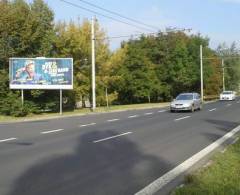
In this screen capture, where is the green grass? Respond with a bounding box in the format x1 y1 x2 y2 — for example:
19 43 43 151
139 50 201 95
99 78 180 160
173 138 240 195
0 102 169 123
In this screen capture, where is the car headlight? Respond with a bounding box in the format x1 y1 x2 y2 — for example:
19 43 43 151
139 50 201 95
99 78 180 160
183 103 191 107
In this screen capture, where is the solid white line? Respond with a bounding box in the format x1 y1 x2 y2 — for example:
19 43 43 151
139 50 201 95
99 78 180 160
135 125 240 195
158 110 166 113
232 137 239 144
41 129 64 134
144 112 153 115
80 123 96 127
107 119 120 122
174 116 191 121
209 108 216 112
128 115 139 118
93 132 132 143
0 137 17 143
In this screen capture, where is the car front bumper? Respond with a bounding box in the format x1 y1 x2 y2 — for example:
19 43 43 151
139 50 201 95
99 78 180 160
170 106 192 111
220 96 233 100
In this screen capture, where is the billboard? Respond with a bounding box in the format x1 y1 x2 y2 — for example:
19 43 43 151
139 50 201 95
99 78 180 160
9 58 73 90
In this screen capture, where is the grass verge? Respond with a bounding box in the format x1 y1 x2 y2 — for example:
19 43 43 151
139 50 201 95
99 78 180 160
173 137 240 195
0 102 169 123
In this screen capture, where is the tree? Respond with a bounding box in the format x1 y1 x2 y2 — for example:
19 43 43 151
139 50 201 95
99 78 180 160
0 0 57 115
115 43 161 104
54 19 110 107
217 42 240 91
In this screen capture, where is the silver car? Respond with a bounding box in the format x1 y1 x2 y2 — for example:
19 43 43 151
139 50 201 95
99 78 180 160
170 93 202 112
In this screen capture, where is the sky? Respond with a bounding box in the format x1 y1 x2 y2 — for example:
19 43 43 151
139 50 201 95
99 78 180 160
40 0 240 50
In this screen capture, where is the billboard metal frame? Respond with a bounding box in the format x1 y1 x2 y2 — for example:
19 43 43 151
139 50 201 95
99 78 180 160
9 57 73 90
9 57 74 115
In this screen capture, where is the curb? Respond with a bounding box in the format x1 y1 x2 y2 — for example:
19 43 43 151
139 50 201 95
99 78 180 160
0 103 170 125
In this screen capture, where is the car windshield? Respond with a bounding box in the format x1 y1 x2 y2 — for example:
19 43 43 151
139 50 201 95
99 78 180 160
222 91 232 95
176 94 193 100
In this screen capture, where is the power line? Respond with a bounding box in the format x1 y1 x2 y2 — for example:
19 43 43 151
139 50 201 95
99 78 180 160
59 0 155 32
96 28 192 40
98 32 157 40
76 0 160 31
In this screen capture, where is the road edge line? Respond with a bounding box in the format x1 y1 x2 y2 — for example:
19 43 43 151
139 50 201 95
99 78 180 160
135 125 240 195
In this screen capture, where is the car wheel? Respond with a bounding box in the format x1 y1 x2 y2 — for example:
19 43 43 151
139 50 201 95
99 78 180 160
191 106 194 112
199 104 202 111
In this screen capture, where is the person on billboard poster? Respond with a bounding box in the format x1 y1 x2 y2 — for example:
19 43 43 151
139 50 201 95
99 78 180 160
15 60 43 84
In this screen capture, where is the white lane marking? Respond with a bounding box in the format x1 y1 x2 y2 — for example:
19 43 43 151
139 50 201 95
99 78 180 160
0 137 18 143
135 125 240 195
93 132 132 143
144 112 153 115
158 110 166 113
128 115 139 118
107 119 120 122
232 137 239 144
80 123 96 127
209 108 216 112
174 116 191 121
237 101 240 103
41 129 64 134
227 104 232 106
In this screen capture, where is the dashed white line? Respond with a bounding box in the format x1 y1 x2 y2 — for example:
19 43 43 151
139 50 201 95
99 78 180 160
107 119 120 122
80 123 96 127
93 132 132 143
0 137 18 143
227 104 232 106
174 116 191 121
158 110 167 113
128 115 139 118
41 129 64 134
144 112 153 115
237 101 240 103
209 108 216 112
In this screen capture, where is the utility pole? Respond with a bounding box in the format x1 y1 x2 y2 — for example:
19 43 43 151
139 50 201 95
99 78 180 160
105 87 109 108
91 16 96 110
200 45 204 102
222 59 225 91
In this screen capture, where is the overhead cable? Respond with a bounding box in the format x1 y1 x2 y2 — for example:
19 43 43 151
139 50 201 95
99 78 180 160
76 0 160 31
60 0 155 32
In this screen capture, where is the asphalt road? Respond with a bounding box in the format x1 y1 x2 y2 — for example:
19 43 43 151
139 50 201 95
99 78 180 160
0 99 240 195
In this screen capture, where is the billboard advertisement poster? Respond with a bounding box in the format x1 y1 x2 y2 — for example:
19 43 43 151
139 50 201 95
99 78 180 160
9 58 73 90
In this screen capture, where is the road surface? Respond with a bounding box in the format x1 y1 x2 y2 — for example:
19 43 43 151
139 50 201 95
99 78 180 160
0 99 240 195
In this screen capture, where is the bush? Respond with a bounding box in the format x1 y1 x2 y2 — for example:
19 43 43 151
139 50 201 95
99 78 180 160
0 93 37 117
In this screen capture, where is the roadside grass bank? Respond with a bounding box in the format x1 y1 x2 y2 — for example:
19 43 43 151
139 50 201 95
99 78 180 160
173 137 240 195
0 102 169 123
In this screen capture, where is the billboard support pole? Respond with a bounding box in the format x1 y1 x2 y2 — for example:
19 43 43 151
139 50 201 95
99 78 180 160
21 89 24 106
60 89 62 115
